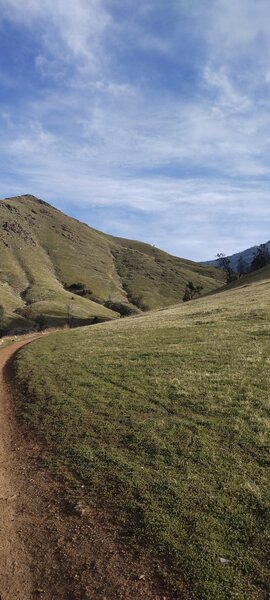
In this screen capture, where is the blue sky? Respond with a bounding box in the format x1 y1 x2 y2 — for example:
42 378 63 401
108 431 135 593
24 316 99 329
0 0 270 260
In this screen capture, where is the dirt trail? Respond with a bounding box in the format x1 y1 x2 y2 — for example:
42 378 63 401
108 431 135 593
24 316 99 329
0 335 41 600
0 334 171 600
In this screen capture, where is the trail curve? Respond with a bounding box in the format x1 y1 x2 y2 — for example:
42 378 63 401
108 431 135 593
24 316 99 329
0 334 42 600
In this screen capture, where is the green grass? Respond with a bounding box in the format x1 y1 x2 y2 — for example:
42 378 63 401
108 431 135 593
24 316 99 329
14 279 270 599
110 237 223 311
204 264 270 301
0 195 224 332
0 335 21 349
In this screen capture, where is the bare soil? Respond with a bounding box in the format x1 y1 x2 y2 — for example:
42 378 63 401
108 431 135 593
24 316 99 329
0 336 172 600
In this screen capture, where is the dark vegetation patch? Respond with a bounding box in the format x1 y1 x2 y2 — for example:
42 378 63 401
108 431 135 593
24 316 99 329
103 300 139 316
63 283 103 305
3 221 36 245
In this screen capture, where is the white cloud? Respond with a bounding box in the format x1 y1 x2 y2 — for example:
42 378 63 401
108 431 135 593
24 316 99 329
0 0 110 66
208 0 270 56
2 119 270 261
203 66 251 112
1 0 270 260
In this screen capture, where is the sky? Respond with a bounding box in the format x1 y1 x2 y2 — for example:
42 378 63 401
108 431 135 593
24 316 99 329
0 0 270 261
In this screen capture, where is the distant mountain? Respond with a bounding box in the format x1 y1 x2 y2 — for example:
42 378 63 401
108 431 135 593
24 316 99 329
0 195 224 334
202 241 270 271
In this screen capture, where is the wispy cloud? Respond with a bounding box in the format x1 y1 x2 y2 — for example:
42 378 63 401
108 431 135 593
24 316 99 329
0 0 110 59
0 0 270 260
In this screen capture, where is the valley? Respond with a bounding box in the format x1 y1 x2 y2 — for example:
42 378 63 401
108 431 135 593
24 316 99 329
0 195 269 599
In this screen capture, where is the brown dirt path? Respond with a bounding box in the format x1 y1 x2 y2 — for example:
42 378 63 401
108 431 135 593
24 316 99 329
0 334 41 600
0 334 172 600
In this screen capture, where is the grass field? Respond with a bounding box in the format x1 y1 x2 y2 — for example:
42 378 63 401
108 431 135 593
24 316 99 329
14 278 270 599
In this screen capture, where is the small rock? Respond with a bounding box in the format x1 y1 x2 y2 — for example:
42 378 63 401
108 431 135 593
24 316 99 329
138 574 146 581
219 557 230 564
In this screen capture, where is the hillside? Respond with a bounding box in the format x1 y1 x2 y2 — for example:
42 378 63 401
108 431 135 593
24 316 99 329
202 240 270 271
0 194 224 333
202 263 270 302
13 275 270 599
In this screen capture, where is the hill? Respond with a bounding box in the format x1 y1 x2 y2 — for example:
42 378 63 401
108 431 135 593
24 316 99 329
13 275 270 598
0 194 224 333
202 240 270 271
202 262 270 302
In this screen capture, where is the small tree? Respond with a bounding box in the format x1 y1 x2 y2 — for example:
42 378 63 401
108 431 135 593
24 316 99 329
216 253 236 283
237 256 248 278
183 281 203 302
250 244 270 271
35 314 46 331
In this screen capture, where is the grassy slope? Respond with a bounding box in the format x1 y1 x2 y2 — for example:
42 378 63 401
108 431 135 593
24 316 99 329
0 196 117 330
0 195 224 332
14 278 270 599
110 236 223 311
232 265 270 286
203 264 270 302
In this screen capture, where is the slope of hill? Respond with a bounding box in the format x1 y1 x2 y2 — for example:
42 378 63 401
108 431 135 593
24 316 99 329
202 263 270 303
202 240 270 271
13 276 270 599
236 263 270 284
0 194 224 333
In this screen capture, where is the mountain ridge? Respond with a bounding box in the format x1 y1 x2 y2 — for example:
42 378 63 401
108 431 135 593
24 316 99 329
202 240 270 271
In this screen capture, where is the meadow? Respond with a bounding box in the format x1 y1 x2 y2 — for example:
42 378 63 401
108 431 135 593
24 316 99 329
14 278 270 599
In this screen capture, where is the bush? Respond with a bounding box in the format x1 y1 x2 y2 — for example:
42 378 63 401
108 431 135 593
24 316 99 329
103 300 137 316
250 244 270 271
35 314 47 331
183 281 203 302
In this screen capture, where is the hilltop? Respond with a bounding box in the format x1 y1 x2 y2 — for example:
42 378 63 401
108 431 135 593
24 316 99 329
0 194 224 333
